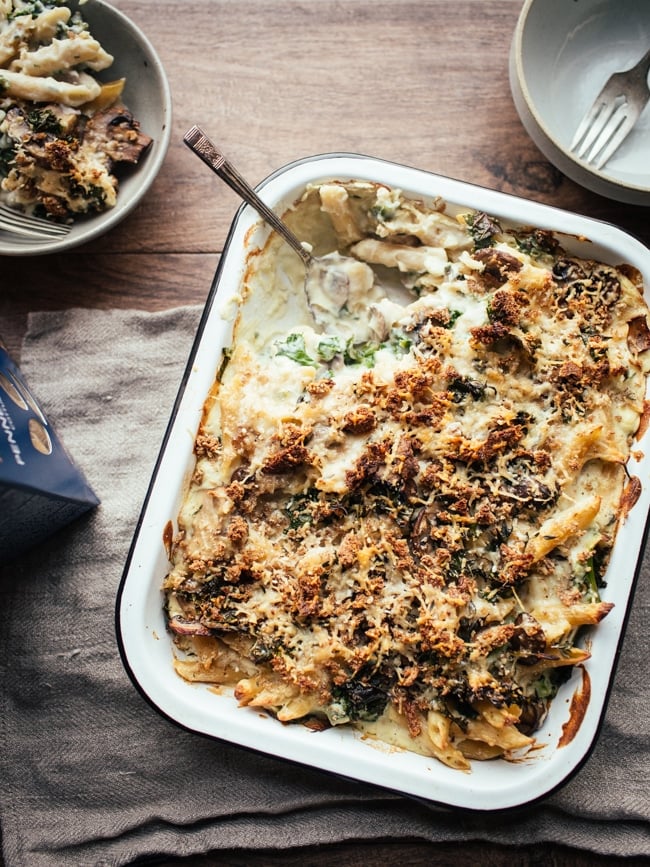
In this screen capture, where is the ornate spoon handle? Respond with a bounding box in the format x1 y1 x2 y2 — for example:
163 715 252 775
183 126 312 266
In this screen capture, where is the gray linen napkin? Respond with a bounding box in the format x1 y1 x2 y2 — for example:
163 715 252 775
1 306 648 866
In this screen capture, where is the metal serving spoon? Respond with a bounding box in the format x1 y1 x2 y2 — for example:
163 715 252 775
183 126 377 334
183 125 311 266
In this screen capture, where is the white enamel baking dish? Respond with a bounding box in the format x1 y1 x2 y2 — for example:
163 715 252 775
116 154 650 811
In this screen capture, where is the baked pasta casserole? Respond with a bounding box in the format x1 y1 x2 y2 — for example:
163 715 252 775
0 0 151 219
163 181 650 771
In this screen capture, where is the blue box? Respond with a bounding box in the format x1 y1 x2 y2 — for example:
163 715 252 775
0 342 99 561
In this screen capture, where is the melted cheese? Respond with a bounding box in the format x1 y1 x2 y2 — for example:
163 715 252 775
163 182 650 770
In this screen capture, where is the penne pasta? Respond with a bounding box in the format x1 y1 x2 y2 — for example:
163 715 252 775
0 1 152 218
0 67 100 106
164 181 650 772
526 494 601 562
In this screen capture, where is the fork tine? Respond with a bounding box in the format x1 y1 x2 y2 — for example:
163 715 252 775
0 217 67 238
0 218 56 238
573 98 621 157
571 99 608 152
0 204 70 237
0 221 69 238
0 204 70 231
590 108 639 169
586 101 629 161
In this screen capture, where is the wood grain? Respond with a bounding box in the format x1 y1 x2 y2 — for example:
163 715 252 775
1 2 649 865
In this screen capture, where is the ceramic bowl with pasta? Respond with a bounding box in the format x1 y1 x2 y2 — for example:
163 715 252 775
0 0 171 256
117 153 650 811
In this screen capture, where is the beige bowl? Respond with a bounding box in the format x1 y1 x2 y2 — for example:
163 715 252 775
510 0 650 205
0 0 172 257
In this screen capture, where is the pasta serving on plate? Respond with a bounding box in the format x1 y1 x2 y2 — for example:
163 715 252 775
162 181 650 771
0 0 151 219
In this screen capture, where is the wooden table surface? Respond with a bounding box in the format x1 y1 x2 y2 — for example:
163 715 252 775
1 2 649 865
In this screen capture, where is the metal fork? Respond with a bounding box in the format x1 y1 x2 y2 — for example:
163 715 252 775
0 203 71 239
570 47 650 170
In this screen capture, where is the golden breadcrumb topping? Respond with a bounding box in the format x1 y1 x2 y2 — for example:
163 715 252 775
163 181 650 770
